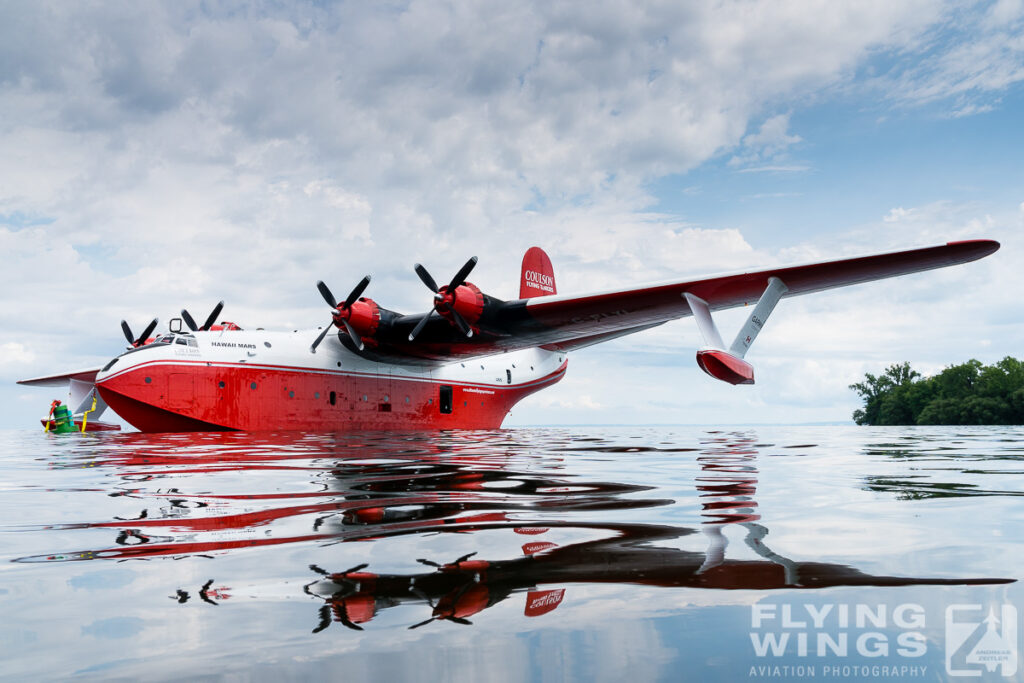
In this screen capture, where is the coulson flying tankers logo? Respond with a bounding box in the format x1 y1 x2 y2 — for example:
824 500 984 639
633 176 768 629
524 270 555 293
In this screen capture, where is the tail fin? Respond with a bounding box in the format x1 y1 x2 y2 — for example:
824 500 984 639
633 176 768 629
520 246 557 299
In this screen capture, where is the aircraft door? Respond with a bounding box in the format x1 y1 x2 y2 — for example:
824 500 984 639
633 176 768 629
168 373 194 413
439 385 453 414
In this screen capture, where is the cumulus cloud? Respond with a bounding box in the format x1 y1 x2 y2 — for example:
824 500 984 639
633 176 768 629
728 114 803 169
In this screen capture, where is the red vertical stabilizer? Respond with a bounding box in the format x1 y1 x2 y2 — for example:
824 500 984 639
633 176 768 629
520 247 557 299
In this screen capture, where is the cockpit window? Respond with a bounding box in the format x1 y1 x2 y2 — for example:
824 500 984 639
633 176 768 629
118 336 171 357
117 332 196 358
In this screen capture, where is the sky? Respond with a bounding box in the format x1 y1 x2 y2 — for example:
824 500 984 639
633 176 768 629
2 0 1023 429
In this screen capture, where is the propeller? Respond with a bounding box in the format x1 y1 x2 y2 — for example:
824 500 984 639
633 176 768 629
408 603 473 629
408 257 478 341
181 301 225 332
407 581 478 629
416 552 477 569
120 318 159 348
311 275 372 353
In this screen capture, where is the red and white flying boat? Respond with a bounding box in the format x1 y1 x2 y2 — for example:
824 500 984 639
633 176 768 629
18 240 999 432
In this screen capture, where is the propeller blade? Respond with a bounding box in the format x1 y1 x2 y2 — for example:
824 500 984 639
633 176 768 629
340 318 364 351
447 256 478 291
309 564 329 576
201 301 224 331
137 318 159 345
455 552 477 564
120 320 135 346
414 264 440 293
340 617 364 631
312 605 332 633
416 558 441 568
408 311 434 342
446 616 473 626
317 280 338 309
181 309 199 332
409 617 436 630
310 323 333 353
343 563 369 575
343 275 371 309
449 309 473 338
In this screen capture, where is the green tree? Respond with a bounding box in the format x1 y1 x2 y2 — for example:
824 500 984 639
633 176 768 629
849 362 920 425
917 397 964 425
852 357 1024 426
850 372 889 425
1009 387 1024 424
934 360 983 399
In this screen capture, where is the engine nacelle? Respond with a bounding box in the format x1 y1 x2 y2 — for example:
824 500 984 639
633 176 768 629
439 282 484 332
333 297 381 341
696 349 755 385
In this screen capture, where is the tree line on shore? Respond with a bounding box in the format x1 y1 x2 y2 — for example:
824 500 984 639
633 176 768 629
850 357 1024 425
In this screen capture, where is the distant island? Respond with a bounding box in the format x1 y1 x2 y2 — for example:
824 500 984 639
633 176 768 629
850 357 1024 425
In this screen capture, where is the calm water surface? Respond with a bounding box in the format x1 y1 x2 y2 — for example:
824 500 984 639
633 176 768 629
2 426 1022 682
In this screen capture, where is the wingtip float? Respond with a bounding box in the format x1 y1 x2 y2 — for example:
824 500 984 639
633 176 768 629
18 240 999 433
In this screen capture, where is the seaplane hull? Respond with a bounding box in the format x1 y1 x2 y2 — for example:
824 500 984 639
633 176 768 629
94 332 567 432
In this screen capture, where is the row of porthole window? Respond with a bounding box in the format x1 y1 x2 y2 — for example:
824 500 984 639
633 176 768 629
149 376 498 402
459 362 534 371
155 377 482 410
214 380 416 407
153 377 482 411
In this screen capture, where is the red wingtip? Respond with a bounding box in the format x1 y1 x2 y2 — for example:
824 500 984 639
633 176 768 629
945 239 1000 259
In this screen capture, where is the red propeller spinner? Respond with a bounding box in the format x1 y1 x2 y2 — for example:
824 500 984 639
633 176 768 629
311 275 379 352
408 256 485 341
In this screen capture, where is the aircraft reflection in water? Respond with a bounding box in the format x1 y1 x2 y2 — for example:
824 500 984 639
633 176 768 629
16 432 1012 632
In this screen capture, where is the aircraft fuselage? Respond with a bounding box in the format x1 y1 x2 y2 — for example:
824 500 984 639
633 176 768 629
95 329 567 432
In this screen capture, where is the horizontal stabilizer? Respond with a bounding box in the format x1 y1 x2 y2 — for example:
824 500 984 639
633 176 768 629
17 367 102 387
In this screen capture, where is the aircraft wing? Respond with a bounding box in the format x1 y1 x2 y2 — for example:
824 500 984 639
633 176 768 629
367 239 998 363
522 239 998 346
